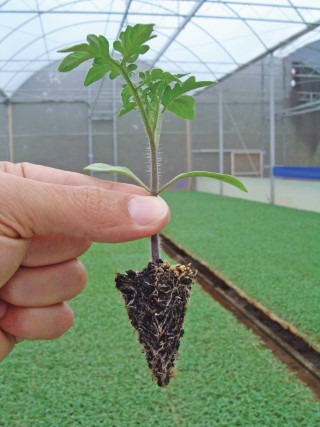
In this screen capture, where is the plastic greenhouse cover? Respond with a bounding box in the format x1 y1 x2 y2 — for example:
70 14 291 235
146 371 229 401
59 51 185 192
1 0 320 98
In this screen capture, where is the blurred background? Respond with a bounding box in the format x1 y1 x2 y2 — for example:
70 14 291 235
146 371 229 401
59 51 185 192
1 0 320 211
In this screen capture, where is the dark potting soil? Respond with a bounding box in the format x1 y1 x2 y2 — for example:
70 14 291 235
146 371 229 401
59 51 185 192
115 259 195 387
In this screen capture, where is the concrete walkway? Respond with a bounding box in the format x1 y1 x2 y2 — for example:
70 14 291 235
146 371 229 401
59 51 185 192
195 177 320 213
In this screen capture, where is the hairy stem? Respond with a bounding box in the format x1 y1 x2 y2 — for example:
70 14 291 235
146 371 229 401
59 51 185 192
149 109 162 262
117 62 161 262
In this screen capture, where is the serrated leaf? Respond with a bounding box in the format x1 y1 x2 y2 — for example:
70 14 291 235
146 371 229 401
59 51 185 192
162 77 214 109
121 84 132 104
84 60 120 86
109 68 121 80
87 34 101 56
166 95 195 120
58 43 90 53
115 23 156 63
97 35 110 54
84 62 109 86
118 102 137 117
158 171 248 194
83 163 149 191
181 76 214 93
58 51 93 72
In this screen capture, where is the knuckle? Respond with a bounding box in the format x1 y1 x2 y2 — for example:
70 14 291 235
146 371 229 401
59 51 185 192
76 186 126 228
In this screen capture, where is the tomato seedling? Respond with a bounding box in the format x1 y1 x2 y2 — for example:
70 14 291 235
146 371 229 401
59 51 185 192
58 23 247 386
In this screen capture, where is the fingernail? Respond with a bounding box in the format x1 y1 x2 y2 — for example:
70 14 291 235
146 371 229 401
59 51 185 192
128 196 168 226
0 300 7 319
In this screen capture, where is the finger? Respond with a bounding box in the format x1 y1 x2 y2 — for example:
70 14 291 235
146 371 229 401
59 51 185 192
0 173 170 243
0 303 74 340
22 235 91 267
0 162 148 195
0 331 15 361
0 259 87 307
0 301 14 361
0 236 30 288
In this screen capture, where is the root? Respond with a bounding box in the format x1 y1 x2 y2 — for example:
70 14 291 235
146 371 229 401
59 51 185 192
115 259 195 387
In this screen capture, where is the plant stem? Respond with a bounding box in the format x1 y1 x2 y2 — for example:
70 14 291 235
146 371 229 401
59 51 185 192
151 234 161 262
150 131 161 262
149 110 162 262
116 62 161 262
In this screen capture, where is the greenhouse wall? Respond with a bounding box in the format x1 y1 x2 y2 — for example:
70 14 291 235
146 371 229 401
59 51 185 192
1 47 319 185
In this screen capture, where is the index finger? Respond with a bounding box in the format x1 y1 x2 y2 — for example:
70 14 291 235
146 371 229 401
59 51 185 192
0 162 148 195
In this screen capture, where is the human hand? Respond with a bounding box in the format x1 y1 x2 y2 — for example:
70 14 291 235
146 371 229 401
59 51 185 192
0 162 169 360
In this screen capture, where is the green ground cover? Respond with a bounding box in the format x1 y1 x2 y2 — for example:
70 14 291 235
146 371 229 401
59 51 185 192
163 191 320 349
1 240 319 426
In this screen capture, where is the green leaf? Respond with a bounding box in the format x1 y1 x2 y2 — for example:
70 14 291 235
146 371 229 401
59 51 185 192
114 23 156 63
84 60 121 86
58 43 90 53
166 95 195 120
118 102 137 118
162 77 214 109
158 171 248 194
58 34 112 78
84 62 108 86
181 76 215 93
58 51 93 72
87 34 101 56
83 163 149 191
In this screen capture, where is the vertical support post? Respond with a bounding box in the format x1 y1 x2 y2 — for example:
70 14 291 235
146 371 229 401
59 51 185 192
185 120 193 190
269 53 276 204
218 87 224 195
112 79 118 181
7 101 14 162
260 58 265 154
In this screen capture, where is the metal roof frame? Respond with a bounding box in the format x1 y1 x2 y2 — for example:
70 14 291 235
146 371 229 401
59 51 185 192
1 0 320 99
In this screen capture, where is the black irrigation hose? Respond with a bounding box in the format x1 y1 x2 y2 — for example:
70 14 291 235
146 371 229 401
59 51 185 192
161 233 320 399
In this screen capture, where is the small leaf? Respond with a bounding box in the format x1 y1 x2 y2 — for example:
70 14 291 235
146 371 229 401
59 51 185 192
58 51 92 72
84 62 109 86
84 60 120 86
113 40 122 54
87 34 102 57
158 171 248 194
97 35 110 57
116 23 156 63
118 102 137 117
162 77 214 109
83 163 149 191
127 63 138 73
58 43 90 53
166 95 195 120
139 45 150 55
181 76 215 93
121 83 133 104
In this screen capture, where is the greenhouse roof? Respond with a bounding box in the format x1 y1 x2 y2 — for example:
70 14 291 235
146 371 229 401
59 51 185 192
1 0 320 99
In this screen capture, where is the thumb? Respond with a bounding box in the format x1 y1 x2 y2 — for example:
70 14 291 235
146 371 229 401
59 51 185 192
0 173 170 243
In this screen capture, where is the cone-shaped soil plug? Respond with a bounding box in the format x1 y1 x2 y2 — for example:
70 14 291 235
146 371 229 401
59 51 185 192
115 259 195 387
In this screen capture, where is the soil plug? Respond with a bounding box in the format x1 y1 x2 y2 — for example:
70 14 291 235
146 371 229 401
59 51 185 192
58 23 247 386
116 260 195 386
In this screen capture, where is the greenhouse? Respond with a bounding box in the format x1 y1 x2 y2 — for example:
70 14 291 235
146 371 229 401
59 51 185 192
0 1 320 426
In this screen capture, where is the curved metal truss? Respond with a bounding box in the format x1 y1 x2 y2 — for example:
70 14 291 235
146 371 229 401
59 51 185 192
1 0 320 99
